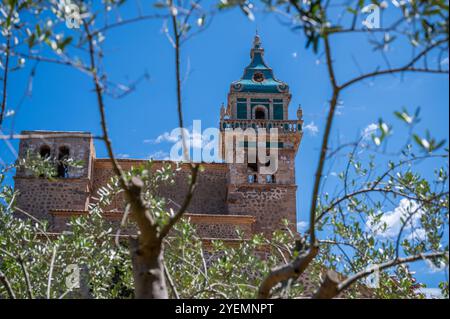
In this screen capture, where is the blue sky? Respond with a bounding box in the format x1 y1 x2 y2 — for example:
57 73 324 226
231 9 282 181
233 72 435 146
1 2 448 292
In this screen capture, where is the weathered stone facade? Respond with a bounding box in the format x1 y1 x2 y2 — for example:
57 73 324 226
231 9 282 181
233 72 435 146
13 35 303 241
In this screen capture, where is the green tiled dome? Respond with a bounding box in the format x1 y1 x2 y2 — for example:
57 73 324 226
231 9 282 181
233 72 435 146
231 35 289 94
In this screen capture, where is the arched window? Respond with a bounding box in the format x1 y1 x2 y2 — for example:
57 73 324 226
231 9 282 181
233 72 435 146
57 146 70 178
255 108 266 119
39 145 51 159
266 175 276 184
247 174 257 184
247 161 258 172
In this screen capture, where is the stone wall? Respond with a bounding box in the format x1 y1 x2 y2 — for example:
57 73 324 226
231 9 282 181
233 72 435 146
184 214 255 239
14 132 299 239
14 178 90 223
51 210 123 233
51 211 255 240
227 184 297 236
92 160 229 214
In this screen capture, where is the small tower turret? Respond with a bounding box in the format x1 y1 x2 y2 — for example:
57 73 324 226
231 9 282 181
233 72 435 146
14 131 94 224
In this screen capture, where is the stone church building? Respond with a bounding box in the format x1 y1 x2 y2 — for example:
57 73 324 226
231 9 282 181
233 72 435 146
14 35 304 241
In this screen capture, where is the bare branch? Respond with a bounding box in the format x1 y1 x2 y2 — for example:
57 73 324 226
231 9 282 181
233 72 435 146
83 20 126 187
313 270 340 299
258 245 319 299
46 245 58 299
0 5 14 128
312 251 447 299
0 270 16 299
17 254 34 299
8 51 90 74
159 1 200 240
163 262 180 299
340 38 449 90
316 154 449 222
92 13 169 37
308 34 341 245
159 165 199 239
339 251 447 298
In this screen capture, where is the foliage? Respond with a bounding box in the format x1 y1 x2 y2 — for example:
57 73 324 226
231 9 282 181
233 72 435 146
315 108 449 298
0 0 448 299
15 149 84 179
0 169 133 299
2 147 447 298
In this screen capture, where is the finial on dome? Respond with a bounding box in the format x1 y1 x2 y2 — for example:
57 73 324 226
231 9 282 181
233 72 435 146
253 33 261 48
297 105 303 120
251 32 263 58
220 103 226 120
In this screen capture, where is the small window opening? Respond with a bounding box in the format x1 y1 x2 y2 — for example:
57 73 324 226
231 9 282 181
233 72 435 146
255 108 266 120
248 174 257 184
247 162 258 172
39 145 51 159
57 146 70 178
266 175 276 184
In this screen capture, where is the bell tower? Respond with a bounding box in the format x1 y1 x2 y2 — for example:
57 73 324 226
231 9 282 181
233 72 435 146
14 131 94 225
220 34 303 236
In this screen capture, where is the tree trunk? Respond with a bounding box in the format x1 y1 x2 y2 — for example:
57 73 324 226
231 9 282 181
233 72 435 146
130 237 168 299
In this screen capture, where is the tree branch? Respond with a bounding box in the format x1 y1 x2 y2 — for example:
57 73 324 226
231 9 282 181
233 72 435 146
163 262 180 299
308 34 341 245
258 245 319 299
46 245 58 299
0 5 13 128
316 154 449 222
0 270 16 299
83 21 126 185
17 254 34 299
337 252 448 293
340 38 449 90
159 165 199 239
314 251 448 299
158 1 200 240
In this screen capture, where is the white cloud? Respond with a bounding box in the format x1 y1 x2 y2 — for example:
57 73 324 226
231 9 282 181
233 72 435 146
5 110 15 117
116 153 130 159
361 123 378 140
366 199 425 239
146 129 218 150
425 258 448 273
417 288 444 299
336 104 344 116
148 150 170 160
303 121 319 136
145 131 208 147
297 220 308 233
406 228 427 241
144 132 180 144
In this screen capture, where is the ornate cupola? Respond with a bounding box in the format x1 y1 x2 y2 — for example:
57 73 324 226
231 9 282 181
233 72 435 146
230 34 289 95
222 34 297 123
220 34 302 136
